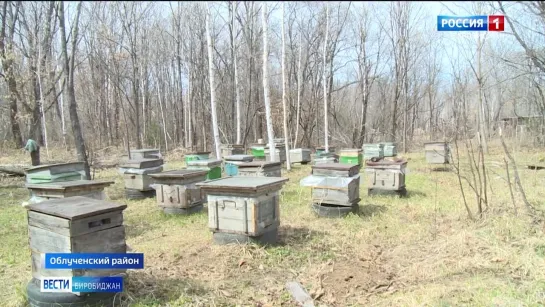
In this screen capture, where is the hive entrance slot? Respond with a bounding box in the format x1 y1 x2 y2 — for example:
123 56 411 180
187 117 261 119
88 218 111 228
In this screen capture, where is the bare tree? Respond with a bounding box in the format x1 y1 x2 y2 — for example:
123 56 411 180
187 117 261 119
262 2 275 161
323 3 330 152
205 2 221 159
282 2 291 170
58 1 91 179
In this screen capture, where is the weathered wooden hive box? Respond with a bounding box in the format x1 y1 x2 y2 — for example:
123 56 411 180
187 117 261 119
221 144 245 157
184 152 211 164
424 142 450 164
25 162 86 184
264 145 287 163
365 160 407 191
289 148 311 164
26 196 127 284
187 159 222 180
120 158 164 191
197 177 289 241
339 148 363 167
149 170 208 212
309 164 360 206
312 152 337 165
315 146 337 156
380 142 397 157
25 180 114 203
224 155 254 176
363 144 384 160
237 161 282 177
130 148 160 159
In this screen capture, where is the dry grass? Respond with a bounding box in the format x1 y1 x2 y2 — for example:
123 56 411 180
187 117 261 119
1 143 545 307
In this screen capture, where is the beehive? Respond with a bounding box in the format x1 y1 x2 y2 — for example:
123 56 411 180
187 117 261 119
25 180 114 203
237 161 282 177
363 143 384 160
25 162 86 184
184 152 211 164
186 159 222 180
315 146 337 156
224 155 254 176
130 148 160 159
197 177 289 244
312 163 359 177
380 142 397 157
339 148 363 167
26 197 127 283
424 142 450 164
119 158 163 192
221 144 245 157
149 170 208 214
289 148 311 164
264 145 287 163
365 160 407 195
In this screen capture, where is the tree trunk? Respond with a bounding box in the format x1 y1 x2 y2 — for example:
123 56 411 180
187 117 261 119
59 1 91 179
262 2 276 161
205 2 222 159
323 3 330 152
294 34 302 149
233 2 242 144
281 3 291 170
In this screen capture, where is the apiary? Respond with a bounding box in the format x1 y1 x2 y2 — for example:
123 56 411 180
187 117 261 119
130 148 161 159
237 161 282 177
315 146 337 156
363 143 384 160
25 180 114 203
184 152 211 165
289 148 311 164
25 162 86 184
26 196 127 284
424 142 450 164
197 177 289 245
119 158 164 199
365 159 407 197
186 159 222 180
339 148 363 168
380 142 397 157
149 169 208 215
264 144 287 163
224 155 254 176
221 144 245 157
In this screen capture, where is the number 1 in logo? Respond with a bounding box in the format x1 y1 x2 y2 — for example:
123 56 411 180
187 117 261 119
488 15 505 32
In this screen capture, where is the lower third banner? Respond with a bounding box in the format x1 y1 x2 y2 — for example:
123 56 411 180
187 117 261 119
40 276 123 293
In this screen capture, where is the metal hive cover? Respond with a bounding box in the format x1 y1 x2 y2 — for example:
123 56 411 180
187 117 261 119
196 176 288 191
312 163 358 171
238 161 282 168
25 162 85 174
26 196 127 220
25 180 114 190
148 169 208 179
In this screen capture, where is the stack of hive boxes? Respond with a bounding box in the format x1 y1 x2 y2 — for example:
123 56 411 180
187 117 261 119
300 163 360 216
313 146 337 165
380 142 397 157
119 158 164 200
363 143 384 161
339 148 363 169
365 159 408 197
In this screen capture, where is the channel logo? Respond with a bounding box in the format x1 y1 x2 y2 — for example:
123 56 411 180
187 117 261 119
437 15 504 32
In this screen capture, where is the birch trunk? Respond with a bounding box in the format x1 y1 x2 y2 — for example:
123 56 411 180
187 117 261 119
323 3 330 152
233 1 242 144
205 2 222 159
157 76 168 152
262 2 276 161
281 3 291 170
294 34 302 149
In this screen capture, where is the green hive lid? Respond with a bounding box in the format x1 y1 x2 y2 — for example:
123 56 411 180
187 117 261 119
187 159 222 167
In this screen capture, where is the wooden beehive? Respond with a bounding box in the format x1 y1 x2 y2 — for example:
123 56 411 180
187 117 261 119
130 148 160 159
25 162 86 184
312 163 359 178
26 197 127 283
221 144 245 157
365 160 407 191
25 180 114 201
237 161 282 177
289 148 311 164
187 159 223 180
224 155 255 176
424 142 450 164
119 158 164 169
311 176 360 207
148 170 208 209
264 146 287 163
197 177 289 237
